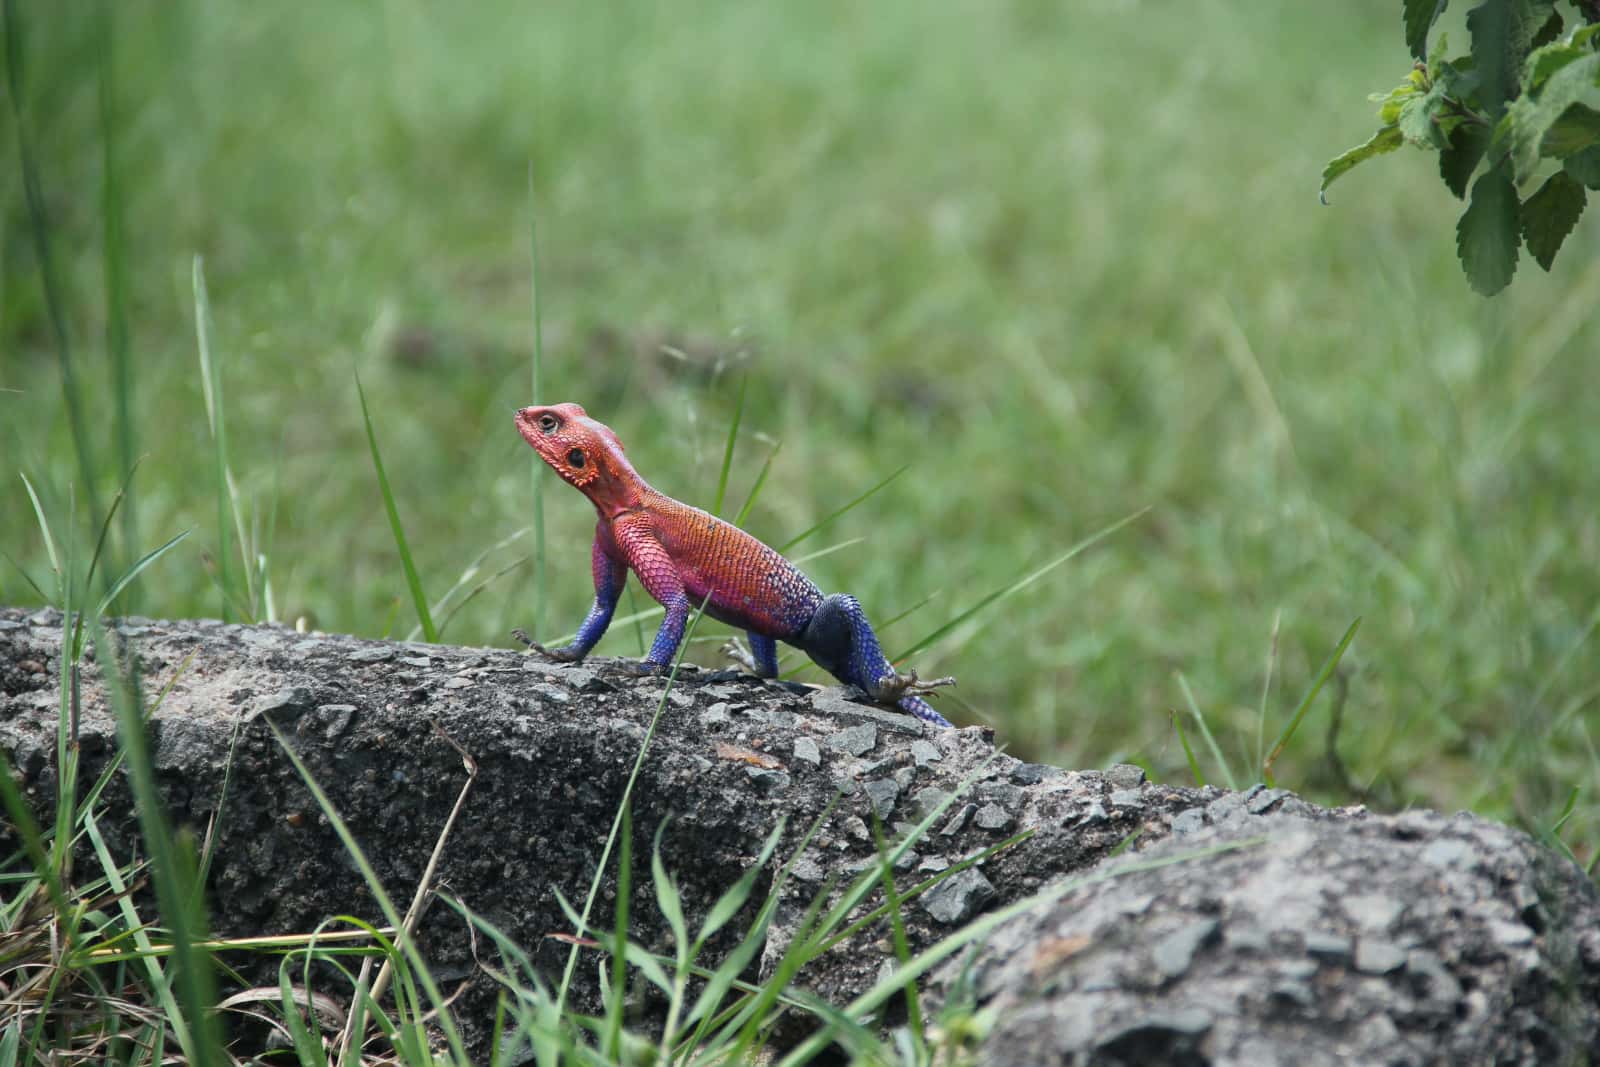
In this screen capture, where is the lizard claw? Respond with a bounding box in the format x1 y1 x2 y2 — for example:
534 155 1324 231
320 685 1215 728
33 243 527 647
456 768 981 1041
721 638 759 674
512 629 585 663
871 667 957 703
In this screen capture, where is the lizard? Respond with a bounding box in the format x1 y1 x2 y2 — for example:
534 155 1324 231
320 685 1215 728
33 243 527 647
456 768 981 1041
512 402 956 728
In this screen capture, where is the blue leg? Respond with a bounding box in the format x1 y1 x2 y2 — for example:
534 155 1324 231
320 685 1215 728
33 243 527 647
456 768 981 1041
643 592 691 669
798 594 955 728
517 535 627 661
746 632 780 678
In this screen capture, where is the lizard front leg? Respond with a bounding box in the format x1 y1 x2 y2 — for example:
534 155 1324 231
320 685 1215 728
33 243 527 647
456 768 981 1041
515 523 627 662
613 518 692 674
798 593 956 728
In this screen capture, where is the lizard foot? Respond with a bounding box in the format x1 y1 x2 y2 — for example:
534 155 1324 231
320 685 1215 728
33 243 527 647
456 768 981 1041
511 629 585 663
871 667 957 704
721 638 760 674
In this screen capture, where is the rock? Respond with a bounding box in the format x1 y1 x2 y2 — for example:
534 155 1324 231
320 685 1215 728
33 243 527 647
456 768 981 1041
1105 763 1147 789
1152 918 1220 979
3 607 1598 1067
974 803 1015 831
1354 939 1407 975
863 778 900 820
1305 932 1352 961
826 724 878 757
922 868 995 925
1108 789 1145 810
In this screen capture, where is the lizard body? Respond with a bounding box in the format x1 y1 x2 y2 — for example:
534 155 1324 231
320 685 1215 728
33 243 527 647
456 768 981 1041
514 403 954 728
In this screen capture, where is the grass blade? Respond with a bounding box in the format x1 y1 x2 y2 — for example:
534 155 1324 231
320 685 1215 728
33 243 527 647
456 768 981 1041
192 255 238 621
1176 670 1238 792
4 0 103 531
94 529 190 618
712 373 748 517
778 464 908 554
94 618 225 1061
99 0 136 612
555 594 714 1017
528 161 548 642
355 373 437 642
897 506 1150 661
265 722 469 1061
734 439 781 528
1263 617 1362 783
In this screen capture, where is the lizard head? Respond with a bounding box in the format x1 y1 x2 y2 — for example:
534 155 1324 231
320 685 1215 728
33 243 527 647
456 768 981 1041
515 403 641 507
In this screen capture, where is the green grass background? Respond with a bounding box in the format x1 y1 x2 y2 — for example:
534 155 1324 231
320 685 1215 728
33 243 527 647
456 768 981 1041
4 2 1598 860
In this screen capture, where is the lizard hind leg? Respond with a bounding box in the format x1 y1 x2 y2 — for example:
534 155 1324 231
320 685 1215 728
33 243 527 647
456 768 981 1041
798 593 956 727
723 632 781 678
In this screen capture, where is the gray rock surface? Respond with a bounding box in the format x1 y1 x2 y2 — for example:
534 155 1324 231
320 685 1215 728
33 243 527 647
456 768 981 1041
3 607 1598 1065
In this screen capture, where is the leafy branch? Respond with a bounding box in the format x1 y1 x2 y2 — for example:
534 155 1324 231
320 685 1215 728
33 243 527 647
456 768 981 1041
1323 0 1600 294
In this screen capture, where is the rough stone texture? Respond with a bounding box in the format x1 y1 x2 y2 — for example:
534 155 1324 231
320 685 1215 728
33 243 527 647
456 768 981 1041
3 607 1598 1065
936 812 1600 1067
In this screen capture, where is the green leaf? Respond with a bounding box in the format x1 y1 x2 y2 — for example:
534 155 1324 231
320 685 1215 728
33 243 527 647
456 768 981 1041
1469 0 1558 117
1564 143 1600 187
1399 82 1451 148
1440 123 1489 197
1319 125 1404 203
1406 0 1450 59
1520 170 1587 270
1456 166 1521 295
1499 52 1600 180
1542 102 1600 157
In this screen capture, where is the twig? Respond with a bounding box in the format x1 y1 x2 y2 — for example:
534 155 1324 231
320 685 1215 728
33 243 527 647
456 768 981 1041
335 721 478 1061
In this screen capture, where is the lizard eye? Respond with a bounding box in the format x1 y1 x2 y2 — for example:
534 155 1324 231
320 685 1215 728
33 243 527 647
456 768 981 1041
567 448 586 468
538 414 560 434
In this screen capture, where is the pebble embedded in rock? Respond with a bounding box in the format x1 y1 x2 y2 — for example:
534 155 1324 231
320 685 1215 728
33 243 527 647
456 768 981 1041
442 676 475 689
975 803 1015 831
914 787 952 820
826 724 878 756
1152 918 1220 979
1354 939 1407 975
1009 761 1052 785
346 647 394 663
746 768 790 795
1109 789 1144 810
1106 763 1147 789
1270 980 1314 1008
1304 932 1352 961
863 778 900 819
1171 808 1206 836
1080 800 1109 825
792 736 821 764
1341 893 1405 932
256 687 313 719
1247 788 1289 814
1488 919 1534 947
910 739 942 766
921 867 995 924
941 803 976 836
1420 836 1476 869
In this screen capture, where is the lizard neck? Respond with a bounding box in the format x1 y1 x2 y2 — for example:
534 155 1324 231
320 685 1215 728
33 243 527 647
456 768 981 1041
580 435 654 519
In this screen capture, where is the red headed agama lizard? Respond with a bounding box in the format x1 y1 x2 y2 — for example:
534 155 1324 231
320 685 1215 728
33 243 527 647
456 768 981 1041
513 403 956 728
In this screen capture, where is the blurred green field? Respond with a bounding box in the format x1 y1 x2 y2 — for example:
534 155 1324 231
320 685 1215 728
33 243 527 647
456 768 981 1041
4 2 1598 861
